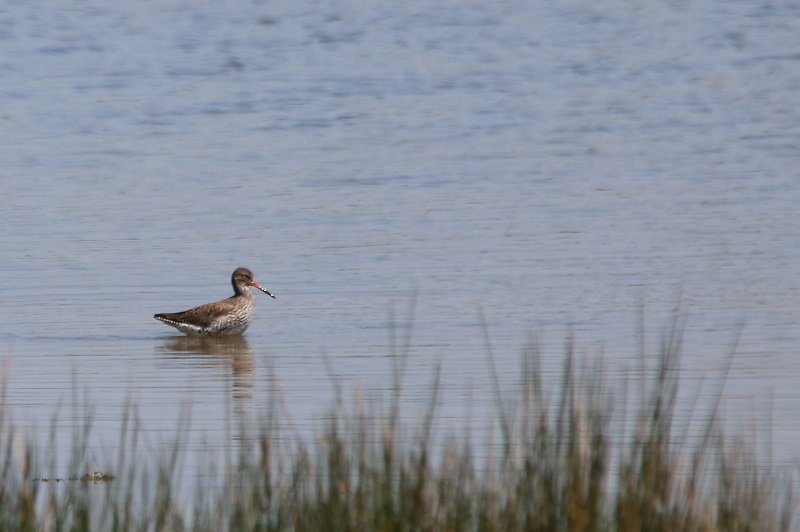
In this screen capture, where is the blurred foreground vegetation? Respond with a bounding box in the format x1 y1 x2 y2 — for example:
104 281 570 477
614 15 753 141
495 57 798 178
0 322 793 531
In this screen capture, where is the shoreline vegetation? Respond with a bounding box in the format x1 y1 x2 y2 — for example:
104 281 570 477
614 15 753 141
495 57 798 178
0 320 794 531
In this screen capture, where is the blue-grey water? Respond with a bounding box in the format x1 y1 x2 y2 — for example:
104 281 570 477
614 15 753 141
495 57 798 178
1 0 799 484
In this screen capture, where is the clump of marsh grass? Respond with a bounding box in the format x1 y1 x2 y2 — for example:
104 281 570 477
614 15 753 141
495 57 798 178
0 317 794 531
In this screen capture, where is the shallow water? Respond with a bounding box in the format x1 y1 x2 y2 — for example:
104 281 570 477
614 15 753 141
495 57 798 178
1 0 799 479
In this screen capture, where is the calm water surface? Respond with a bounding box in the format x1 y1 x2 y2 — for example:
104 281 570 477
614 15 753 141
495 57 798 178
1 0 799 479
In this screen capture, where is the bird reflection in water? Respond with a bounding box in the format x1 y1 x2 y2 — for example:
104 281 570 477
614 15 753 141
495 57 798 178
158 335 255 406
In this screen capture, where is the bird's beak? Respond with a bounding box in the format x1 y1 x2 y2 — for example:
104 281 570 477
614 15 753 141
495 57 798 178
252 281 276 299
